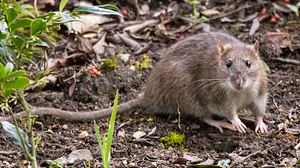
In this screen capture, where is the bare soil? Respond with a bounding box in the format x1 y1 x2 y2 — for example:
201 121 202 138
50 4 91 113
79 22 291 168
0 0 299 167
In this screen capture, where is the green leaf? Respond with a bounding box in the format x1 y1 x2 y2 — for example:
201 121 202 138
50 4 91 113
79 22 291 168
3 89 14 98
286 4 299 16
33 39 50 47
4 76 30 90
30 18 47 36
0 121 31 154
0 63 6 78
15 4 35 18
0 30 7 40
59 0 69 12
297 158 300 165
5 8 18 25
11 35 25 53
5 70 26 80
5 62 14 73
105 90 118 167
73 6 121 16
10 18 33 32
60 12 73 34
98 4 120 11
93 121 105 165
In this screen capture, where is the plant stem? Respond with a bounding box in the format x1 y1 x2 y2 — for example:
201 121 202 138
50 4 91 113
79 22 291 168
18 91 37 168
7 106 32 159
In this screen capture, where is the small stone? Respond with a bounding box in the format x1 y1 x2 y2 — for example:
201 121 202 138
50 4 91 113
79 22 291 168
129 65 136 71
62 124 68 130
133 131 146 139
118 53 130 62
78 131 89 139
117 129 126 138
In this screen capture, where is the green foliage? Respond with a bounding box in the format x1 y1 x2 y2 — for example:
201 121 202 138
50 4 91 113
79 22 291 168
0 1 120 68
0 62 29 98
101 57 118 70
160 131 185 148
185 0 200 18
296 158 300 165
94 90 119 168
135 55 152 70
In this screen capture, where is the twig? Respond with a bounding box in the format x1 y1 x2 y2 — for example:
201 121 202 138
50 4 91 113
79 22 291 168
176 101 182 130
294 142 300 150
34 0 39 16
230 146 275 167
208 1 270 21
0 150 17 155
271 57 300 65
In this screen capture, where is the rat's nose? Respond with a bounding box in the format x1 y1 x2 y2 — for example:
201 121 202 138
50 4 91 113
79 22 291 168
235 77 242 86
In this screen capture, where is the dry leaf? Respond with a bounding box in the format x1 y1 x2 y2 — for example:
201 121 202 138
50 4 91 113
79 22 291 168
132 131 146 139
201 9 220 16
72 14 114 34
93 32 107 55
124 19 159 34
249 18 260 36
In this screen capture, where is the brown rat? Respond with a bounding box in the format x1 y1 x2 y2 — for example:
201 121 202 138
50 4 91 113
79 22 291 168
0 32 268 133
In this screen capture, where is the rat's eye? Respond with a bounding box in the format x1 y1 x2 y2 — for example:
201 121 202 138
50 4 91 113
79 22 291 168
245 60 251 68
226 59 233 68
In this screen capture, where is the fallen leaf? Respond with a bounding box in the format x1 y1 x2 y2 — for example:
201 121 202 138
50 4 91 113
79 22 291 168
117 129 126 138
228 153 246 162
146 127 157 136
249 18 260 36
285 128 300 135
201 9 220 16
124 19 159 34
182 153 202 163
78 131 89 139
93 32 107 55
238 12 258 22
199 159 215 165
68 149 93 164
272 2 291 13
221 17 236 23
133 131 146 139
286 4 299 16
68 82 76 97
72 14 114 34
117 33 141 49
265 32 290 47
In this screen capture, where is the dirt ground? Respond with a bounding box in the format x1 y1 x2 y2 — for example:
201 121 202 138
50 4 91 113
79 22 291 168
0 0 300 167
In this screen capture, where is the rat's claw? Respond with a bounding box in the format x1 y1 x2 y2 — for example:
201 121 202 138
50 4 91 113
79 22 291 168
255 119 268 133
230 116 247 133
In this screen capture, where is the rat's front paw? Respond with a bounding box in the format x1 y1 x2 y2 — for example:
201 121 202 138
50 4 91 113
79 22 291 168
230 116 247 133
255 118 268 133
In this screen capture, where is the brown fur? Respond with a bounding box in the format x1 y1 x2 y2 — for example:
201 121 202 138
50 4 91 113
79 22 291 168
0 32 268 127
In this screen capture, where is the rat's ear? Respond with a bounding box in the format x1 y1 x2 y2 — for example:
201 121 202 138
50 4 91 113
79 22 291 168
248 40 259 58
253 40 259 51
218 43 232 56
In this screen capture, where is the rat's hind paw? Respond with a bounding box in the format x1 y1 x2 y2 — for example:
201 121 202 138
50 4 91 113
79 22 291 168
203 117 234 133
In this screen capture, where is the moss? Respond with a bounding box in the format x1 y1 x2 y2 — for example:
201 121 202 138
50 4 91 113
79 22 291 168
160 131 185 148
100 57 118 70
135 54 152 70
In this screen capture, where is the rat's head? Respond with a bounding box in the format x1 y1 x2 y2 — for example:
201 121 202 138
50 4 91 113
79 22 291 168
217 41 261 91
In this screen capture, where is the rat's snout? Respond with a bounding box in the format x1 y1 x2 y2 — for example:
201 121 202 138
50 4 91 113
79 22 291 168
230 73 244 90
235 77 242 86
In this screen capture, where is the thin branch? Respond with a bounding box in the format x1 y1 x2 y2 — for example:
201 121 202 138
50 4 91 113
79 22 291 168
271 57 300 65
208 1 270 21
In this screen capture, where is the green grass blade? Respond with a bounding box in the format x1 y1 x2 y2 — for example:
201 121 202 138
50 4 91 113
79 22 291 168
59 0 69 12
104 90 119 166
